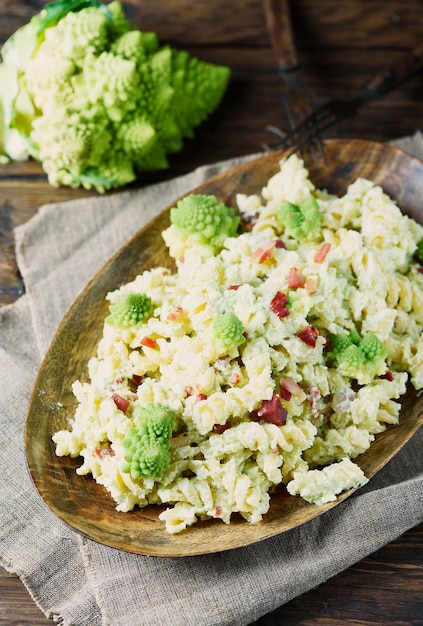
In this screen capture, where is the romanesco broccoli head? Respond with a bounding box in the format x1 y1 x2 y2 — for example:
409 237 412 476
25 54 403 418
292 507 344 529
169 50 231 139
122 433 171 480
330 330 361 357
106 291 153 327
133 403 176 441
277 196 322 242
360 332 387 362
0 0 231 191
170 194 240 251
122 402 175 480
213 312 245 348
328 330 387 384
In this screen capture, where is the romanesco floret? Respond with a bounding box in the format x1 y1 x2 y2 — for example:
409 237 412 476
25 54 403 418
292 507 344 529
0 0 231 191
213 312 245 348
170 194 240 251
277 196 322 242
106 291 153 327
122 403 175 479
328 330 387 384
133 403 176 440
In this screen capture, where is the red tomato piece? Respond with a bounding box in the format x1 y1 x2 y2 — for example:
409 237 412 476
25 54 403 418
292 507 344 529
141 336 158 349
112 393 130 414
313 242 331 263
252 240 277 263
280 376 302 398
270 291 290 318
287 267 305 289
167 307 185 321
297 325 319 347
251 396 287 426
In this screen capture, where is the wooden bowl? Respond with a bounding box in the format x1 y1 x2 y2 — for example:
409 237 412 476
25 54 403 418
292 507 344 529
25 139 423 556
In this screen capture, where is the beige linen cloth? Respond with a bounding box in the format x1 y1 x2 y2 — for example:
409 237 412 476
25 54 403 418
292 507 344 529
1 133 422 626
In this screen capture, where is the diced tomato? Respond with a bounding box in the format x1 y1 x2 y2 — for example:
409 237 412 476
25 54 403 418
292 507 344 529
167 307 185 321
132 374 143 386
229 284 241 291
214 505 222 517
418 267 423 274
230 372 240 385
313 242 331 263
250 396 287 426
252 240 277 263
274 239 287 249
380 371 394 381
112 393 130 414
94 446 115 459
297 325 319 347
322 335 331 348
141 336 158 350
186 384 207 401
279 386 292 401
213 421 232 434
280 376 302 398
270 291 290 318
240 211 259 231
287 266 305 289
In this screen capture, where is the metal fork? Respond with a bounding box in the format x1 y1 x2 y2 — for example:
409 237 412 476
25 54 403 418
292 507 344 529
272 41 423 156
262 0 325 163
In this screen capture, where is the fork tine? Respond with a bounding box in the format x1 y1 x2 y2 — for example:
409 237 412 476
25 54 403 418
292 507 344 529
282 92 323 165
274 99 337 155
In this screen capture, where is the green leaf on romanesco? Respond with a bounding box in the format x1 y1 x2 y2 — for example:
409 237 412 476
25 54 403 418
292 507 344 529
277 196 322 242
328 330 387 384
170 194 240 250
106 292 153 327
213 312 246 348
122 403 176 480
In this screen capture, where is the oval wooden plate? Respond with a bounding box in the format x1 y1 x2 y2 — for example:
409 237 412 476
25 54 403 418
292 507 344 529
25 139 423 557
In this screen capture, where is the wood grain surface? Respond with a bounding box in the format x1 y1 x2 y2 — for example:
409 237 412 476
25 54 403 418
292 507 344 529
1 0 422 623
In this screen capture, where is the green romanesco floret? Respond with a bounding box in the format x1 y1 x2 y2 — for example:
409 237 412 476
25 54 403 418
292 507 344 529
277 196 322 242
0 0 231 191
416 238 423 263
328 330 387 385
170 194 240 251
122 403 176 480
106 291 153 327
111 30 159 63
213 312 246 348
133 403 176 440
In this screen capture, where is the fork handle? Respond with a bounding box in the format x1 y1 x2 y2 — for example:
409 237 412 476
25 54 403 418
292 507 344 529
361 41 423 101
262 0 300 73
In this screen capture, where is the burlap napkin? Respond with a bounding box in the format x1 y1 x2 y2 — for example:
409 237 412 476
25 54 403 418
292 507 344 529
1 134 422 626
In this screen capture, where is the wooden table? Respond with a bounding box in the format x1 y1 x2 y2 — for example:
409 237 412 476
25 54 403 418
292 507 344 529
1 1 422 623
